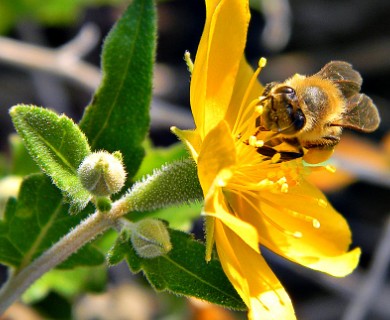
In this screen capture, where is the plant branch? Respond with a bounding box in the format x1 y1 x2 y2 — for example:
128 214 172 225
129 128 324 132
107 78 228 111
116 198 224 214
0 210 114 314
0 24 101 91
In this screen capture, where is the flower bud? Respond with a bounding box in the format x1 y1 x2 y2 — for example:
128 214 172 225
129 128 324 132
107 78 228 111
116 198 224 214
131 219 172 259
77 151 126 197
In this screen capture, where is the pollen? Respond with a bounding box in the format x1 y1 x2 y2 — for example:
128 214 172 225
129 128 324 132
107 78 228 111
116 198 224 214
255 104 264 115
280 183 289 193
248 135 264 148
248 135 257 146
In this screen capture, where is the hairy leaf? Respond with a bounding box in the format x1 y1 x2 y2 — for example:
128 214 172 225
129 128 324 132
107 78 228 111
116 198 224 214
9 105 91 212
0 174 104 270
79 0 156 181
108 228 246 311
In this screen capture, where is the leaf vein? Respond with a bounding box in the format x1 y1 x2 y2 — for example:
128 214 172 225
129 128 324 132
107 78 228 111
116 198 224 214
90 0 146 150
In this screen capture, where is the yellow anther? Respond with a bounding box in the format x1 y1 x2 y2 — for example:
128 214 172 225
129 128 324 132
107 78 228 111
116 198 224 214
248 135 257 146
277 176 287 185
281 183 289 193
255 140 264 148
183 50 194 74
258 57 267 68
255 104 264 115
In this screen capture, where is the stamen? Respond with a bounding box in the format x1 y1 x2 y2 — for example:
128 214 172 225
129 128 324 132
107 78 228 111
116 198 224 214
233 57 267 135
255 140 264 148
258 57 267 68
183 50 194 74
276 177 287 185
248 135 264 148
248 135 257 146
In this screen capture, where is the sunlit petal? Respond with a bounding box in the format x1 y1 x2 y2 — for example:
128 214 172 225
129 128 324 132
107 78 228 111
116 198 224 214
203 186 260 253
171 127 202 161
237 180 361 276
225 57 263 130
191 0 250 136
215 221 296 320
198 120 236 192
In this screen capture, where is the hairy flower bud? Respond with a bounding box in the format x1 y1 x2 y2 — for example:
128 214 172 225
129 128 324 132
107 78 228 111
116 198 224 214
131 219 172 259
77 151 126 197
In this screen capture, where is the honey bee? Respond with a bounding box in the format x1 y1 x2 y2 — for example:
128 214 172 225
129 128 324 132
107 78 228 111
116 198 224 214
255 61 380 163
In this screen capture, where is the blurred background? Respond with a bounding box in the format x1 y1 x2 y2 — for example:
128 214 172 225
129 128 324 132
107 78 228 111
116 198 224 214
0 0 389 319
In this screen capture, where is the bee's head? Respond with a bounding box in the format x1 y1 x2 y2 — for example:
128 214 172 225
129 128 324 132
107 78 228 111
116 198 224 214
261 84 306 135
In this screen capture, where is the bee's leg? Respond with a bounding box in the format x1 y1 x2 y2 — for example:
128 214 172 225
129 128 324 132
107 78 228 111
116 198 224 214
264 137 284 147
256 145 303 162
304 136 340 149
278 137 304 160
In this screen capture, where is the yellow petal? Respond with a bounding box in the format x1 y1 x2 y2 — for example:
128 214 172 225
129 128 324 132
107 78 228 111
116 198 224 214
198 120 236 192
203 187 260 254
238 180 360 277
191 0 250 136
214 221 296 320
170 127 202 161
225 57 263 131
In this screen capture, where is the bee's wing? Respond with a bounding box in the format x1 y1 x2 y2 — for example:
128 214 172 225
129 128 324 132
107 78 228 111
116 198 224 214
333 93 380 132
316 61 362 98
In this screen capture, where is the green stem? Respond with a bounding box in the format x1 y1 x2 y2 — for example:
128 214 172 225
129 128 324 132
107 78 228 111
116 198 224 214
0 210 114 314
0 159 202 314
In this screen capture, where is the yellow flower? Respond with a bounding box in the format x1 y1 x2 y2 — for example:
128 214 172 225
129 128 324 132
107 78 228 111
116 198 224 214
172 0 360 318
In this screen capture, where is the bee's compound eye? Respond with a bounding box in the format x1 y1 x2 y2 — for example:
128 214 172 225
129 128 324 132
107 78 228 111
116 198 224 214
293 109 305 130
276 86 295 94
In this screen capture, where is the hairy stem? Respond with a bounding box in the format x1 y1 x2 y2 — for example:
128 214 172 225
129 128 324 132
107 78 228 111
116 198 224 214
0 210 115 314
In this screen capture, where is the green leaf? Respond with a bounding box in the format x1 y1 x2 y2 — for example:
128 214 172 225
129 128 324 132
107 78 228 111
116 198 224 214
0 174 104 270
108 228 246 311
79 0 156 181
9 105 92 212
